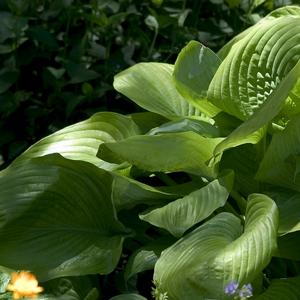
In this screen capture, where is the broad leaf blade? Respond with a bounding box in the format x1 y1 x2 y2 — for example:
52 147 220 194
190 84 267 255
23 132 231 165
12 112 140 170
113 63 204 119
153 194 278 300
153 212 242 300
0 154 128 280
213 56 300 156
209 16 300 120
140 170 234 237
98 132 224 177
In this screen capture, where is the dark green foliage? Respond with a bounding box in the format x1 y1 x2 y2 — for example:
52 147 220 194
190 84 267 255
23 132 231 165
0 0 294 168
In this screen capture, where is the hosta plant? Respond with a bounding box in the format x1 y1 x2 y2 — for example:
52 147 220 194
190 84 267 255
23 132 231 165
1 5 300 300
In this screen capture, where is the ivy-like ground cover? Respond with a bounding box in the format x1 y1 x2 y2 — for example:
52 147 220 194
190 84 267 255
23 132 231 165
1 5 300 300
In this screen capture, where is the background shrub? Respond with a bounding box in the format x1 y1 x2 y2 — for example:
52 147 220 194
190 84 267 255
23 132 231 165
0 0 294 168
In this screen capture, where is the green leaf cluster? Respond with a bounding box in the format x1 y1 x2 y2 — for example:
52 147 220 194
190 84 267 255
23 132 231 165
1 4 300 299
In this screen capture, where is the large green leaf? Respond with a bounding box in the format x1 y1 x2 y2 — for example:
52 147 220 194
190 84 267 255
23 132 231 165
213 56 300 156
98 132 224 177
253 276 300 299
0 154 128 280
140 170 234 237
209 15 300 121
153 194 278 300
218 6 300 60
256 114 300 191
113 63 204 119
12 112 140 170
173 40 221 117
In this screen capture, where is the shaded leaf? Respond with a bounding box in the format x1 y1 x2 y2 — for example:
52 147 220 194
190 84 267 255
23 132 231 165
112 174 176 211
173 40 221 117
256 114 300 191
253 276 300 299
110 294 147 300
276 232 300 261
0 154 128 280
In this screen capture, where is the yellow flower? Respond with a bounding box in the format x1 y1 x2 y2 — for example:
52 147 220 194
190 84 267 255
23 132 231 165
6 271 44 299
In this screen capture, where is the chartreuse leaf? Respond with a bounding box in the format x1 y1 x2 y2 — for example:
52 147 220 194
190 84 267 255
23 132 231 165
0 154 128 280
218 6 300 60
140 170 234 237
253 276 300 299
109 294 147 300
209 15 300 121
12 112 140 170
113 63 205 120
98 132 224 177
213 57 300 156
153 194 278 300
256 114 300 192
173 40 221 117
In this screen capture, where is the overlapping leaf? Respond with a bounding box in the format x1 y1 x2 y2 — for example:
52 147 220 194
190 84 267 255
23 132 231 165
112 175 177 211
153 194 278 300
209 15 300 121
0 154 128 280
98 132 224 177
213 55 300 156
12 112 141 170
173 40 221 117
140 171 234 237
113 62 205 120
